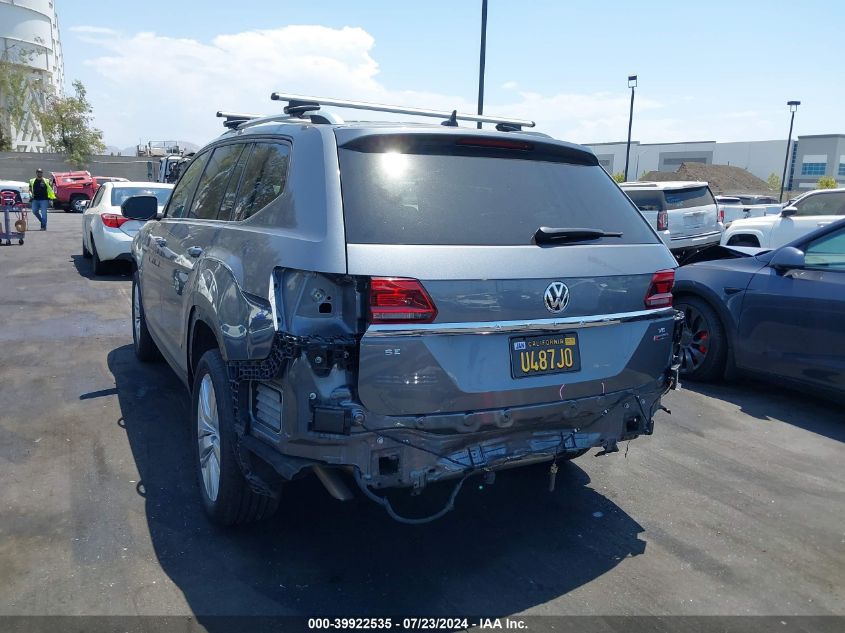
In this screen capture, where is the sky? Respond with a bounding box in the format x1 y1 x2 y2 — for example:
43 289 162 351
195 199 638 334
56 0 845 150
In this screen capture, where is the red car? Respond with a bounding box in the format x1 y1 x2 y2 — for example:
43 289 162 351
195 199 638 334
50 171 97 212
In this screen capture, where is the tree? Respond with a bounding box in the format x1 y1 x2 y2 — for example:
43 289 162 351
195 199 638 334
612 171 625 183
0 47 46 151
817 176 837 189
767 173 781 192
38 80 105 167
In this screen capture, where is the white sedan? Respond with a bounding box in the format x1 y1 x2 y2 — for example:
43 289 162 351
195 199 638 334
81 181 174 275
721 188 845 249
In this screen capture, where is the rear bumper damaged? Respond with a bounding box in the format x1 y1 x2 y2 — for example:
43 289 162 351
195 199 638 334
226 313 682 519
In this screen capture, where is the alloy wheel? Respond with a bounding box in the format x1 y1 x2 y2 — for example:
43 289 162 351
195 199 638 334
197 374 222 502
679 304 711 374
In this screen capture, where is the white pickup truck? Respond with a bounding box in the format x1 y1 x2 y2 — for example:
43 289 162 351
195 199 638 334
715 195 782 225
721 188 845 248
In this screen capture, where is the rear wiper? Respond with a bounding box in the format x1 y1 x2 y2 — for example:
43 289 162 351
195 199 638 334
533 226 623 245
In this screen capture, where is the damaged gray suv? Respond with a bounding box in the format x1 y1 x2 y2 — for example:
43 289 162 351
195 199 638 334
127 93 681 525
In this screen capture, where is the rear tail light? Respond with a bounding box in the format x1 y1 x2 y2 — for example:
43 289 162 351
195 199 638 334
645 269 675 309
657 210 669 231
101 213 130 229
369 277 438 323
718 207 725 223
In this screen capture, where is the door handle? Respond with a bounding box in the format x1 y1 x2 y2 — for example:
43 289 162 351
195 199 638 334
187 246 204 258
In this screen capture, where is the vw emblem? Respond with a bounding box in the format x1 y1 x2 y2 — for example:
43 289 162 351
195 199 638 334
544 281 570 314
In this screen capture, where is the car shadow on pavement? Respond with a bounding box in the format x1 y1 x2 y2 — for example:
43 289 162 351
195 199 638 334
108 343 647 622
70 253 131 281
683 379 845 443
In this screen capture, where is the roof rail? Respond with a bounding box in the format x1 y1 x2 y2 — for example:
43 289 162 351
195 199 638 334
270 92 536 130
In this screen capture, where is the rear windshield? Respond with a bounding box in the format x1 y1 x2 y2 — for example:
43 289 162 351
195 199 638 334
625 190 664 211
663 186 716 210
338 136 656 246
111 187 171 208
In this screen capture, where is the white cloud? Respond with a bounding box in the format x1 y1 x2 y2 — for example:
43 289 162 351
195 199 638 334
70 25 783 148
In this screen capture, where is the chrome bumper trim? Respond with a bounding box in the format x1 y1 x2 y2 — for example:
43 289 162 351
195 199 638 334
366 307 675 337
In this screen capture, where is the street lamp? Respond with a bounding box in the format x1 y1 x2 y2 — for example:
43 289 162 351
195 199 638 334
624 75 637 182
476 0 488 129
779 100 800 202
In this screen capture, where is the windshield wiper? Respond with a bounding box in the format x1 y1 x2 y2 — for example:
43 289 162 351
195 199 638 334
533 226 623 245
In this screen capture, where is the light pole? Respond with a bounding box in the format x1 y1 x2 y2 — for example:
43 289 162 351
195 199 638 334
476 0 488 129
624 75 637 182
779 100 800 202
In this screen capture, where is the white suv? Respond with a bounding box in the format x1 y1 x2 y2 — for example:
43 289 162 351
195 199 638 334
721 188 845 248
622 181 722 254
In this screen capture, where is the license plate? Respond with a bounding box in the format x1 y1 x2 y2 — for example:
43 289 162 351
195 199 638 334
510 333 581 378
683 212 704 227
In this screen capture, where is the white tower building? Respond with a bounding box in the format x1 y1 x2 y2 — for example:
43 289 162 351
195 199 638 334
0 0 64 151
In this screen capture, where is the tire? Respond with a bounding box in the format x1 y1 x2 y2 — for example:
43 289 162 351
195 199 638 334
91 234 107 275
675 296 727 381
69 195 86 213
192 349 279 526
82 235 91 258
132 271 160 362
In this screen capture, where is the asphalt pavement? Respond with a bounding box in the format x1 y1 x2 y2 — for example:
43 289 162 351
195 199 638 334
1 213 843 626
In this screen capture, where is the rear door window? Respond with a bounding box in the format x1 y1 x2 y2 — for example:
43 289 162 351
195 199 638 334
338 135 656 246
165 153 209 219
232 142 290 221
188 143 246 220
218 143 252 221
663 186 716 210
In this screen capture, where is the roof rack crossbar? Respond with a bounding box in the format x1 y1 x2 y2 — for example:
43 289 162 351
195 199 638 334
270 92 536 128
216 111 262 129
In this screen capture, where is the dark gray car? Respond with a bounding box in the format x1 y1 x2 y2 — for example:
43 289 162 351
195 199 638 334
674 217 845 397
127 95 681 524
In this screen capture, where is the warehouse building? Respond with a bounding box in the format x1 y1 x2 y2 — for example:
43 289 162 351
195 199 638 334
586 134 845 191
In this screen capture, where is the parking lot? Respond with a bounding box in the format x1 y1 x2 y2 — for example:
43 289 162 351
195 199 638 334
1 212 843 622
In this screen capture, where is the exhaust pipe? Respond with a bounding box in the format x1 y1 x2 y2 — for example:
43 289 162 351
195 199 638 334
313 465 355 501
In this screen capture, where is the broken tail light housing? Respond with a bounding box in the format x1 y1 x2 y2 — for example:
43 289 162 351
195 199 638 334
369 277 438 323
645 269 675 309
101 213 131 229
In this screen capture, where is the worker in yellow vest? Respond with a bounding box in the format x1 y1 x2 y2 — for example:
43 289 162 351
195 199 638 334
29 168 56 230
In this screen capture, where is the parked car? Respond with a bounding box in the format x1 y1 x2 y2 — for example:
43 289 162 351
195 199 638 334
674 218 845 399
51 170 97 212
0 180 30 204
622 181 723 255
721 188 845 248
715 195 781 225
129 96 682 525
733 194 780 206
81 182 173 275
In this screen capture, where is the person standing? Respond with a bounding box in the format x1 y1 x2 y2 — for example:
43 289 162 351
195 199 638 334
29 168 55 230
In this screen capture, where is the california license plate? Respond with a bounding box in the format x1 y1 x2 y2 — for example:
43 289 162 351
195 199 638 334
510 333 581 378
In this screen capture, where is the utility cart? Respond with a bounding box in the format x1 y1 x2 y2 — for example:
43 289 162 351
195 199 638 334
0 190 27 246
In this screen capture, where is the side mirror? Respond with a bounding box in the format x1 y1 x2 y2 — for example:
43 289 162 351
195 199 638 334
121 195 158 221
781 206 798 217
769 246 805 271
